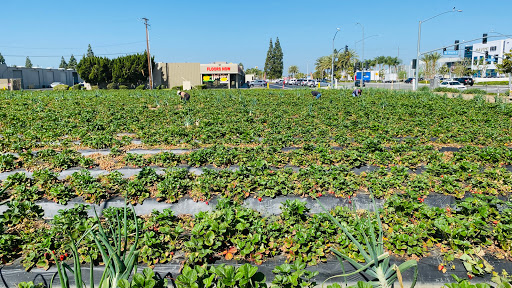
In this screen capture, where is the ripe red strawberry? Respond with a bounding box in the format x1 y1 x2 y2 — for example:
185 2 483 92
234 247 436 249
493 220 498 225
64 253 69 257
446 207 451 212
349 200 352 204
317 193 322 197
258 197 262 202
205 201 209 205
170 252 174 255
468 274 473 280
59 255 65 261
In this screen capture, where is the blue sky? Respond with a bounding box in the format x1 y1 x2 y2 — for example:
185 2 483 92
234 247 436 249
1 0 511 74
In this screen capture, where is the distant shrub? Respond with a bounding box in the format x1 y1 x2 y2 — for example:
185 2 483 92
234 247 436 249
433 87 459 93
53 84 69 91
107 83 119 90
156 84 166 89
91 86 99 90
136 85 146 90
476 81 509 86
418 86 430 92
462 88 486 95
193 85 206 90
72 84 83 90
172 86 183 91
119 85 129 90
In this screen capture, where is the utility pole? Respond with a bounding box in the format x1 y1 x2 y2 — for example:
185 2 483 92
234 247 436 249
142 17 153 90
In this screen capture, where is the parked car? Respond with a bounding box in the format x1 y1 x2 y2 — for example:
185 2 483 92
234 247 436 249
404 78 414 83
439 81 467 90
296 79 306 86
288 79 297 85
454 77 474 86
306 79 316 87
50 82 65 88
250 80 267 87
276 79 284 84
316 80 330 87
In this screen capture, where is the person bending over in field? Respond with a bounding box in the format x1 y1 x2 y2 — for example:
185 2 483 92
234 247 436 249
177 90 190 102
311 90 322 99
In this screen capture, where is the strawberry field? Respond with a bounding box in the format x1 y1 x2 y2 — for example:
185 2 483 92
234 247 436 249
1 89 512 286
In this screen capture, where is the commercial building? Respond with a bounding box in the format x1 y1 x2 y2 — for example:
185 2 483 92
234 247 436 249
0 64 80 89
470 38 512 77
153 62 245 89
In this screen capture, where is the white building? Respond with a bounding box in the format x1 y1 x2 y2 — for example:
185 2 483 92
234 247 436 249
470 38 512 77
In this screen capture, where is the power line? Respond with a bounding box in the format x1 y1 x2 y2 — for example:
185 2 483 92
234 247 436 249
0 41 146 50
3 52 145 58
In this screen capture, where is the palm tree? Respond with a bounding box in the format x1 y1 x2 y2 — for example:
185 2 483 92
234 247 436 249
336 49 358 79
420 52 441 79
288 65 299 78
314 56 331 79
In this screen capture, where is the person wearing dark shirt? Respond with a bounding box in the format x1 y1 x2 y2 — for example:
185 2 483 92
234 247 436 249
177 90 190 102
311 90 322 99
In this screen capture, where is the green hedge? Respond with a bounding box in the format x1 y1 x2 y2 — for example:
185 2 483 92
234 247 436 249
136 85 145 90
476 81 509 86
433 87 460 93
53 84 69 91
106 83 119 90
118 85 129 90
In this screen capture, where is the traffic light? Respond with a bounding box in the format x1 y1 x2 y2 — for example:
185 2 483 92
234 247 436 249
365 62 369 70
454 40 459 50
483 33 488 44
355 61 360 71
443 48 447 53
344 45 348 53
485 51 489 58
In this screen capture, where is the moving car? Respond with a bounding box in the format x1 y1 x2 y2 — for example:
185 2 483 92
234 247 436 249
454 77 474 86
439 81 467 90
50 82 65 88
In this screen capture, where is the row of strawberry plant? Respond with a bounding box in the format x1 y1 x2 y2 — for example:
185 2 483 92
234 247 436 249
2 89 512 152
4 143 512 173
1 195 511 278
2 163 512 205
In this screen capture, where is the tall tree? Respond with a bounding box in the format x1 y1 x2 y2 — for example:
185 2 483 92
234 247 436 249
25 56 32 68
271 37 283 79
496 49 512 93
288 65 299 77
87 44 94 57
245 67 263 78
59 56 67 69
264 39 273 79
68 55 78 69
0 52 5 65
314 56 331 79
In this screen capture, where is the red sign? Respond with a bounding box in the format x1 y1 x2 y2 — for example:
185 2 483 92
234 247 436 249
206 67 231 72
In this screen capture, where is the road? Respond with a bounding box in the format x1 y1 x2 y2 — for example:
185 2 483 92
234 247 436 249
261 82 509 94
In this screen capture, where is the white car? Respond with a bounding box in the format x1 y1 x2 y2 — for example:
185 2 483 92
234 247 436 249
50 82 65 88
439 81 467 90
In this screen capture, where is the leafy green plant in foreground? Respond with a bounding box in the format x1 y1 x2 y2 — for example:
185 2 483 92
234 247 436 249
319 195 418 288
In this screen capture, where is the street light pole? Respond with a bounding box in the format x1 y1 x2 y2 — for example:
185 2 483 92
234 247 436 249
414 8 462 91
356 23 364 88
332 28 340 88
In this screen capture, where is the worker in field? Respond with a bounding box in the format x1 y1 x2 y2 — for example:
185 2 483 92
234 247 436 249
311 90 322 99
352 88 362 97
177 90 190 102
